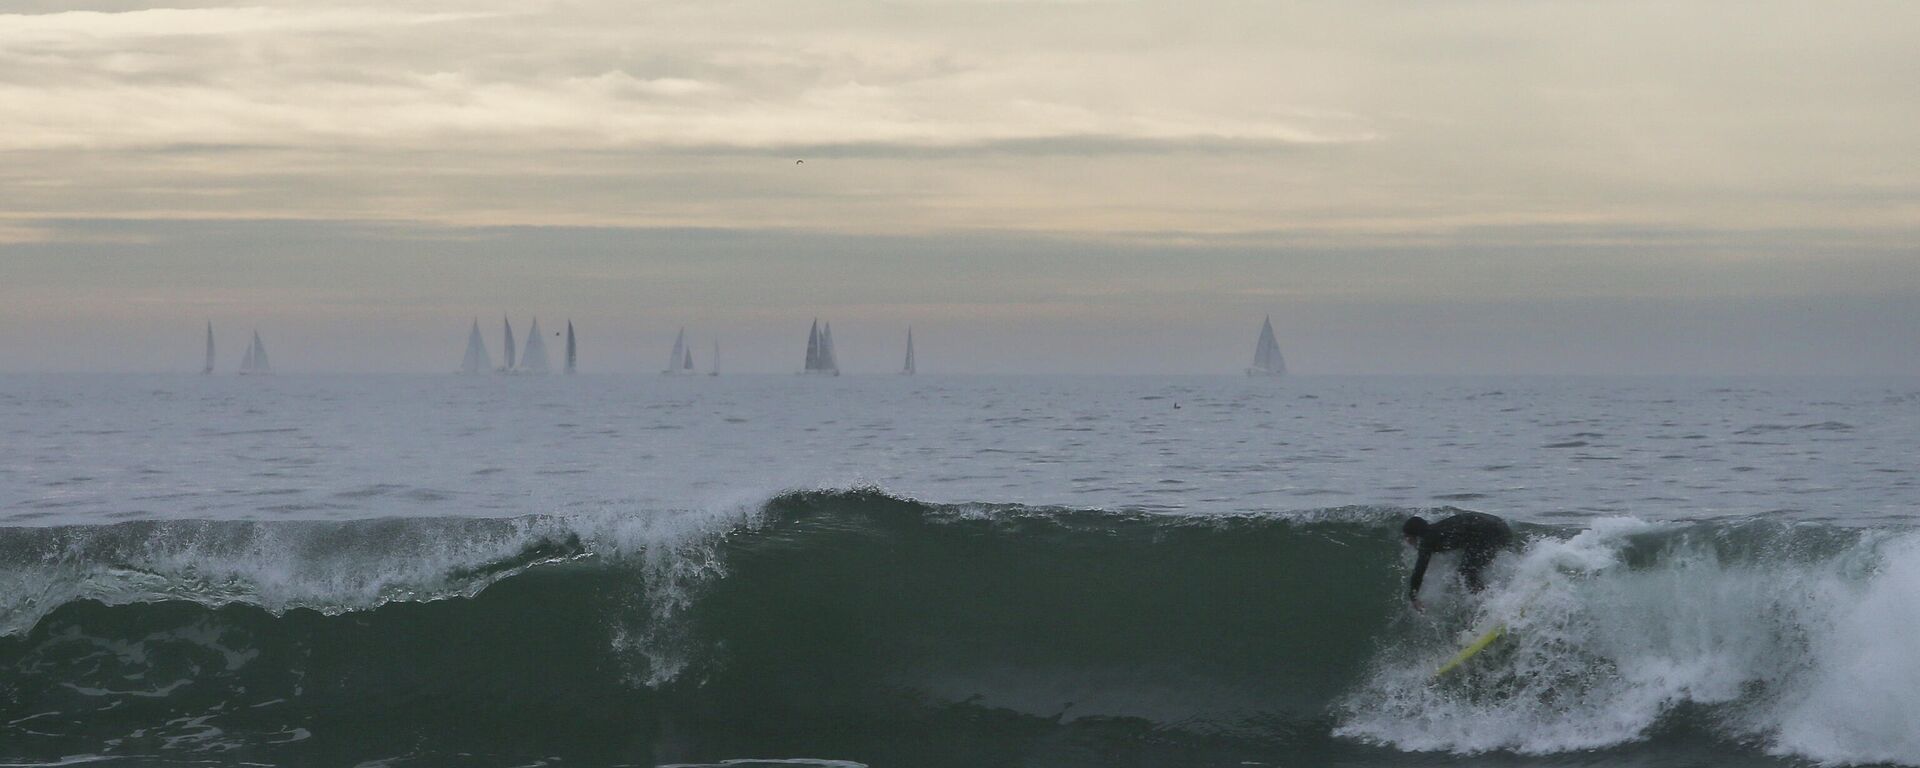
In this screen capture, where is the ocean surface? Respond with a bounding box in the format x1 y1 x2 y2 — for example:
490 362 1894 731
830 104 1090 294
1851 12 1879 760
2 374 1917 767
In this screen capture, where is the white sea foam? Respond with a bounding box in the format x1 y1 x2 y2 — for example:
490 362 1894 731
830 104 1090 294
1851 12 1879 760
1336 519 1920 766
1767 537 1920 766
0 497 767 640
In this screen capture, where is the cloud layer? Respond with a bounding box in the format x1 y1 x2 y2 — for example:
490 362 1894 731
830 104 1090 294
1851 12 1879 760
2 1 1916 372
3 0 1914 237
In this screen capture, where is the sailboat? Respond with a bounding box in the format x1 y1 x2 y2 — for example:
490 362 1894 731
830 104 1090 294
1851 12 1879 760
460 319 492 374
802 319 840 376
518 318 551 374
501 316 517 373
238 330 272 375
564 321 577 375
901 327 915 375
663 328 696 375
202 322 215 375
1247 315 1287 376
708 340 719 377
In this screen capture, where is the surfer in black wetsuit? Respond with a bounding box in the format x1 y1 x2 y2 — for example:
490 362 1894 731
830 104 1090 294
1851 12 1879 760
1403 511 1512 611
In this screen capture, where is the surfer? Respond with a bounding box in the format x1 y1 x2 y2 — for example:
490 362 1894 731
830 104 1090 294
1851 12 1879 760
1402 511 1512 611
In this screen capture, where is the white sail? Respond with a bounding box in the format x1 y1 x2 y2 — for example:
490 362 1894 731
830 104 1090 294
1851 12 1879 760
253 332 271 373
461 319 491 374
239 330 271 375
902 327 915 375
820 322 839 374
564 321 577 375
1248 315 1286 376
665 328 688 374
502 316 517 371
804 319 821 371
519 318 550 374
682 340 694 371
203 322 215 374
801 318 840 375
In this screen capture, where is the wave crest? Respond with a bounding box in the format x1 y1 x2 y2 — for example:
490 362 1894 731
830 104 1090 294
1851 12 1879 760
3 490 1917 766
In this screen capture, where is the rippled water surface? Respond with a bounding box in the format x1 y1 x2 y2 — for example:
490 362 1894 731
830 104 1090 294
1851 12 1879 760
4 374 1916 526
4 374 1919 767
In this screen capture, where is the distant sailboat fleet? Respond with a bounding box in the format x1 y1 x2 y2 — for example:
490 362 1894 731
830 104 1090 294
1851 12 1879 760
661 331 724 376
199 323 272 375
466 316 565 375
201 315 1290 376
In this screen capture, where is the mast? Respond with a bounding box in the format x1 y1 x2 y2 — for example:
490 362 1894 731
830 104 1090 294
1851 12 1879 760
564 321 576 375
503 316 517 371
902 327 915 375
203 322 215 374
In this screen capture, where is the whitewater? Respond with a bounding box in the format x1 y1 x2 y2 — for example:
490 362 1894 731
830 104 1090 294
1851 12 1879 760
2 374 1917 767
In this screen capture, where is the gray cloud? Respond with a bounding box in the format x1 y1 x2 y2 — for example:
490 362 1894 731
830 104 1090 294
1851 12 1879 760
1 1 1916 372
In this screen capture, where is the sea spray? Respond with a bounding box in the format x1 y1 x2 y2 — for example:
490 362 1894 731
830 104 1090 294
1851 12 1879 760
590 496 767 686
1336 516 1911 762
1767 537 1920 765
0 499 767 639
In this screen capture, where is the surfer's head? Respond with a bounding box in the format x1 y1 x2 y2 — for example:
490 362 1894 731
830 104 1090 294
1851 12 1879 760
1401 516 1429 545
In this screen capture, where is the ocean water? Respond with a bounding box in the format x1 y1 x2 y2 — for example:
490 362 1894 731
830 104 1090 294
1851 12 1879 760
2 374 1917 767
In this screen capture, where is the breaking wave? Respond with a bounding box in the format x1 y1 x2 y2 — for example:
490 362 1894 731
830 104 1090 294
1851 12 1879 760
1 489 1915 767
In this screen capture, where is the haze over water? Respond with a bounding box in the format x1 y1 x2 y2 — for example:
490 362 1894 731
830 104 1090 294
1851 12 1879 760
5 0 1920 765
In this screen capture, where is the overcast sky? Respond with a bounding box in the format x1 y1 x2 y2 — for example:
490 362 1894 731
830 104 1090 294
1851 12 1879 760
3 0 1916 373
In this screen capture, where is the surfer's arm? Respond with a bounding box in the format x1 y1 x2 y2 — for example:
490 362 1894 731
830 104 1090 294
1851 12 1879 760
1408 547 1433 600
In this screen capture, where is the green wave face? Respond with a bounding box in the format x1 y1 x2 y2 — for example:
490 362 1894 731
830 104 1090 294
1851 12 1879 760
0 490 1909 768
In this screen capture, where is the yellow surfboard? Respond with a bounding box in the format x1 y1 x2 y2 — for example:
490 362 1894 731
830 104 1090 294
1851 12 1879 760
1434 584 1547 677
1434 623 1506 677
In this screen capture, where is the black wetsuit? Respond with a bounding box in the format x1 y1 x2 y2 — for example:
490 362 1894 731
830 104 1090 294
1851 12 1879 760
1409 512 1513 598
